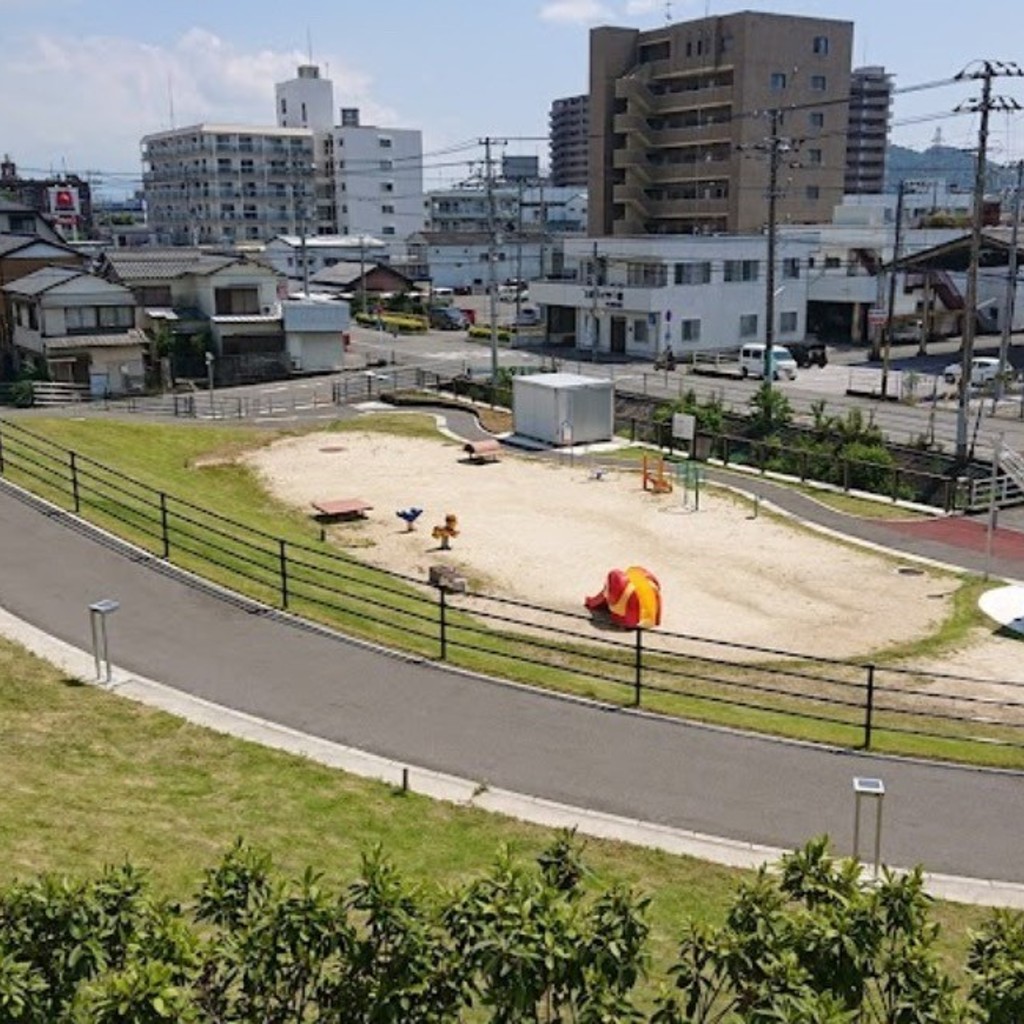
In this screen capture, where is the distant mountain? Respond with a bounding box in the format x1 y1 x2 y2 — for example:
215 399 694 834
884 144 1018 193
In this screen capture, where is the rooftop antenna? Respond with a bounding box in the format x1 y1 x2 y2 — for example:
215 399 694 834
306 27 313 64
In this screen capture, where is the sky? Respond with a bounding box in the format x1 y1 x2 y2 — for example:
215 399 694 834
4 0 1024 198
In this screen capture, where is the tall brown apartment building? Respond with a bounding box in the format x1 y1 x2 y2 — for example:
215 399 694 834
589 11 853 237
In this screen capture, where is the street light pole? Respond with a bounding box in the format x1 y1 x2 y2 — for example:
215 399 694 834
205 350 215 416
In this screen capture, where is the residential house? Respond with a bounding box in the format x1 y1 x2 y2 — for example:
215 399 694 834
0 233 84 374
2 266 145 394
262 234 388 291
99 248 286 385
0 199 67 241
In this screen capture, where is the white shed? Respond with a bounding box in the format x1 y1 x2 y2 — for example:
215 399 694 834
512 373 614 446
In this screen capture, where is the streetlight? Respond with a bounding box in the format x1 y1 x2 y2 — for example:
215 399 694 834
89 599 119 682
205 350 215 416
852 776 886 878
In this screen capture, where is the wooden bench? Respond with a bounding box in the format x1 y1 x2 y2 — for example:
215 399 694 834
463 439 501 464
311 497 373 521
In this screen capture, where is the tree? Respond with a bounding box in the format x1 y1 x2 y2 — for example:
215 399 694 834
654 837 959 1024
748 383 793 438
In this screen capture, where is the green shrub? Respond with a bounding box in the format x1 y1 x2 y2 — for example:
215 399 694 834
468 324 512 342
353 312 427 333
10 380 34 408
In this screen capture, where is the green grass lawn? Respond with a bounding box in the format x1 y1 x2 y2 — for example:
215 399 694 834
0 634 990 995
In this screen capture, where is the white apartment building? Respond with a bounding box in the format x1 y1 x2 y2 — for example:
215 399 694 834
141 124 315 246
315 110 424 245
273 66 424 246
530 235 816 358
427 184 587 235
142 65 423 248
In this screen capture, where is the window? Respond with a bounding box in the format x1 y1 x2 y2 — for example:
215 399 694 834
770 72 787 90
380 159 393 170
824 255 841 269
381 203 395 214
65 306 98 331
382 226 396 236
378 137 393 149
782 257 801 279
724 259 759 282
214 286 260 315
380 182 394 193
810 74 827 91
98 306 133 328
807 148 822 166
280 98 286 115
633 318 649 344
680 318 701 343
780 311 798 333
739 314 758 338
806 185 821 201
809 111 825 129
675 261 712 285
812 35 829 55
138 286 173 306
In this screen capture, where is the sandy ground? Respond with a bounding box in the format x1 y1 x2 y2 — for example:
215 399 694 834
236 426 1024 675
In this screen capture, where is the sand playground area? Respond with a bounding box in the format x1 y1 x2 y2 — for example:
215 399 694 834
238 423 1024 676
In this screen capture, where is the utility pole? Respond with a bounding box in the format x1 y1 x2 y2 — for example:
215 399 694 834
590 239 600 358
481 137 503 390
358 234 367 313
995 160 1023 407
515 177 524 329
881 180 908 400
763 107 781 388
954 60 1024 460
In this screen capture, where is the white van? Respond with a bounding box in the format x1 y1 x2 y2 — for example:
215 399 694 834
739 343 798 381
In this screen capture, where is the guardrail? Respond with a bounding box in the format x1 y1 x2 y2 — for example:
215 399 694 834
1 417 1022 762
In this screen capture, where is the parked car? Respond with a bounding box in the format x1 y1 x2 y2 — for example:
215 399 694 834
509 307 542 328
784 339 828 368
739 343 798 381
428 307 470 331
942 355 1003 387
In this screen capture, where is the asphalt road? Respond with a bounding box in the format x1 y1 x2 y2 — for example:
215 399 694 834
2 480 1023 885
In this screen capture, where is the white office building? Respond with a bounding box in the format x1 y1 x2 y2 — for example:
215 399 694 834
530 235 816 358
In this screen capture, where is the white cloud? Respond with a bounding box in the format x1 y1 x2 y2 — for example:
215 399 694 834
624 0 664 13
1 29 396 188
539 0 614 24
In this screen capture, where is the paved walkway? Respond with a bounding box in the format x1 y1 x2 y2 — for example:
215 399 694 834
2 469 1024 906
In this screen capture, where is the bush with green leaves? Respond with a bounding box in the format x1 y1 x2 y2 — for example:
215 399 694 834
2 835 1023 1022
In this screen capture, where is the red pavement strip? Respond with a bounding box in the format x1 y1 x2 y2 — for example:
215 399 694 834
883 516 1024 562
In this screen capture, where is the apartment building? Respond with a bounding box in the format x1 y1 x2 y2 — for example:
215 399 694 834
549 94 590 188
589 11 853 236
315 108 424 242
845 66 893 195
427 184 586 235
141 125 315 246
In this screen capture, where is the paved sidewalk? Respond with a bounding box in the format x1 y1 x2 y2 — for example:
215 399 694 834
2 480 1024 907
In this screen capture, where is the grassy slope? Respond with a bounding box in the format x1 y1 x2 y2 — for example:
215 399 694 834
0 635 987 991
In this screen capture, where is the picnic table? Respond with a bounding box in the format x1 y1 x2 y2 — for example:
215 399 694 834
311 497 373 521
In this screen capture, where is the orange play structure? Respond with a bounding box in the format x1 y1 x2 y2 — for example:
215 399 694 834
642 455 673 494
432 512 459 550
585 566 662 629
